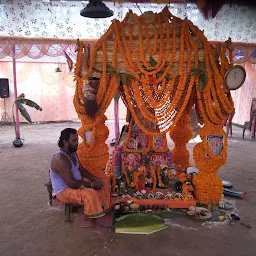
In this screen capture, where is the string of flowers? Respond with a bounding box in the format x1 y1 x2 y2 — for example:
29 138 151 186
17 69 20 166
73 7 235 204
167 169 175 181
122 167 135 188
150 165 157 192
156 166 165 187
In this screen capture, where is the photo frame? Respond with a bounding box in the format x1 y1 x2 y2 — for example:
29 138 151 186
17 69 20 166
137 133 149 151
206 134 224 156
126 136 137 150
149 153 169 167
121 153 141 170
153 135 166 151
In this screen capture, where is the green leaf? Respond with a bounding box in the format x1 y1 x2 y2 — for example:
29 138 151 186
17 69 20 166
203 71 208 84
18 93 25 99
142 64 148 71
116 75 121 84
17 98 42 111
106 65 116 74
198 77 204 92
119 74 127 85
191 68 199 72
199 61 204 70
149 55 157 67
17 102 32 123
125 74 136 80
114 92 120 101
191 68 201 76
156 72 162 79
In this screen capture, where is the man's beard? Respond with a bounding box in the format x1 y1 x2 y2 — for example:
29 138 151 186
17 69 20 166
68 144 78 153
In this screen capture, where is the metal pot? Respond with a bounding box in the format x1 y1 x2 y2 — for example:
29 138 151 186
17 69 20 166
13 138 24 147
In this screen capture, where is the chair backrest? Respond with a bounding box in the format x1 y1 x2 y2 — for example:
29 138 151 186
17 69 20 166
249 98 256 126
251 97 256 115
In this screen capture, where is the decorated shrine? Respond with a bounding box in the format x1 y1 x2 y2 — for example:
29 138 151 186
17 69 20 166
73 7 237 208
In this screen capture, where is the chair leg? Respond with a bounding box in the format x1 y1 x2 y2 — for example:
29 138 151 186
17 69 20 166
229 121 232 136
64 203 71 223
252 121 256 139
243 126 245 139
226 121 229 136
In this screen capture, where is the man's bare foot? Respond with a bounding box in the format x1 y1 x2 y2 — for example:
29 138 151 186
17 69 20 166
92 223 112 235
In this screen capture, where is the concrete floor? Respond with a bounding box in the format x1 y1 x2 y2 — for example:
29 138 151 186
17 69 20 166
0 122 256 256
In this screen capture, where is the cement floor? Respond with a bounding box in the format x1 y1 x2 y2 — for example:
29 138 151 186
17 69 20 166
0 122 255 256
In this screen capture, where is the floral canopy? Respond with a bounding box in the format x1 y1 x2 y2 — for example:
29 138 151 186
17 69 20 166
74 7 235 204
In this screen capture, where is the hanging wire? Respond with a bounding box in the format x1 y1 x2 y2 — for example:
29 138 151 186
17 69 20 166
135 3 143 14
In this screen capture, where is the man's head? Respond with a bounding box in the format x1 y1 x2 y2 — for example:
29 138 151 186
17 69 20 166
58 128 78 153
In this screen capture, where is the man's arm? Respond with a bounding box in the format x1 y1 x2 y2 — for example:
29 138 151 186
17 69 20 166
77 156 103 189
77 156 100 181
54 154 92 189
79 165 98 181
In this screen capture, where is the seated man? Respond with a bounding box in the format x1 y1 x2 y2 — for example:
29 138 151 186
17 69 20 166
50 128 112 235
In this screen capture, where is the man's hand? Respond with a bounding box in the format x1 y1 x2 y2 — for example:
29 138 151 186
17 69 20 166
91 179 103 190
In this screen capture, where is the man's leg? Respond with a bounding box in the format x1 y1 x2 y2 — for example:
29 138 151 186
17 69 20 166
57 188 111 235
83 174 111 213
57 187 105 218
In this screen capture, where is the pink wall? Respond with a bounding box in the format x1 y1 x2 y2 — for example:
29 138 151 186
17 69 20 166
0 62 127 123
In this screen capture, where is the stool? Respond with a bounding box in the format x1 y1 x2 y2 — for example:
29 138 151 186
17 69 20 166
45 181 53 205
44 180 72 222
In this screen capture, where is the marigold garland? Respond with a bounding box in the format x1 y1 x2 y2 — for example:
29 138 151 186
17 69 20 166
193 124 227 204
156 166 165 188
73 8 235 205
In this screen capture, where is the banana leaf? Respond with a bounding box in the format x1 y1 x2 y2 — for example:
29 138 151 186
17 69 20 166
17 102 32 123
115 213 167 235
17 93 25 100
17 98 42 111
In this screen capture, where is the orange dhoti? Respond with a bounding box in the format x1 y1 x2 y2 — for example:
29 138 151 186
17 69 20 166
56 174 111 218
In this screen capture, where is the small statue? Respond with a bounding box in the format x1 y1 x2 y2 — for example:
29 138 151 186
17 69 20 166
144 164 153 188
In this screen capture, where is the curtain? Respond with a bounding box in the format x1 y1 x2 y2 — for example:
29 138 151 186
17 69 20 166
0 62 78 122
231 62 256 125
0 61 127 123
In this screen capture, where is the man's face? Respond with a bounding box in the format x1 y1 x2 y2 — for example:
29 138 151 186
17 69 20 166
66 133 78 152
